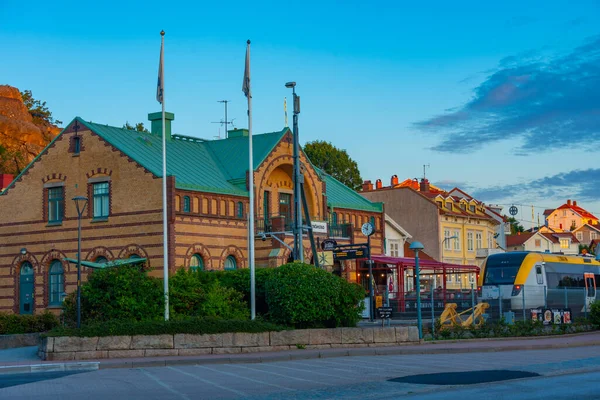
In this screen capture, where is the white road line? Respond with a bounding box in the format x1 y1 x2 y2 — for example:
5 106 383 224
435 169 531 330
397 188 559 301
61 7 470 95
261 363 357 381
167 366 247 397
140 368 191 400
230 364 335 386
315 359 387 370
196 365 294 392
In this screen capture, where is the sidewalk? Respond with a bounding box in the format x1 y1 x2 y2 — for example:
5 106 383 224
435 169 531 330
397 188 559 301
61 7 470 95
2 330 600 373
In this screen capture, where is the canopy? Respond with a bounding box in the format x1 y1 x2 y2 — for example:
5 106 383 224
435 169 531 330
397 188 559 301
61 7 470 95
63 257 147 269
369 254 479 272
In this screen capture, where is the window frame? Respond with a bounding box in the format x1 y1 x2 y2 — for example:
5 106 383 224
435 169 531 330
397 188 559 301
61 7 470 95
453 230 461 250
224 255 237 271
47 186 64 223
48 260 64 306
237 201 244 218
467 231 474 251
183 196 191 213
190 254 204 272
92 181 110 219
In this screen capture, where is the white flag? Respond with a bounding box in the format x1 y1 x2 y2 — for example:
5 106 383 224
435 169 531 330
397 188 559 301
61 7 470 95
157 33 164 104
242 40 251 98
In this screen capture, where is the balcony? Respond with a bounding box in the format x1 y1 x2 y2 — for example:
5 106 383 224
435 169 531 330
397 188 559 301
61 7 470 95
255 214 353 239
329 223 353 239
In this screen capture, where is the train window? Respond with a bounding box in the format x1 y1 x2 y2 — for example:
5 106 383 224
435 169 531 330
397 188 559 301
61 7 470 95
586 277 595 297
535 266 543 285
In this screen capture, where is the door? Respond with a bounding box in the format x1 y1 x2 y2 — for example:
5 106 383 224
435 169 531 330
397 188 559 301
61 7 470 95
263 191 271 231
19 262 34 314
279 193 291 220
584 272 596 311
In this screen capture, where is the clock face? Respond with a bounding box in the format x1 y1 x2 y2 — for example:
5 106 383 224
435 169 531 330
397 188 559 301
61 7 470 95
361 222 374 236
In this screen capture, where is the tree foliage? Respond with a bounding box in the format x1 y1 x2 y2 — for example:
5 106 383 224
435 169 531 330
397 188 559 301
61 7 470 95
303 140 363 190
20 90 62 126
506 216 524 235
123 122 150 133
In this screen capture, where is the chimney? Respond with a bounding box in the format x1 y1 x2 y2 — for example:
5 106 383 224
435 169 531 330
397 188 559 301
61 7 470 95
362 180 373 192
419 178 430 192
0 174 14 190
376 179 382 189
228 128 249 138
148 112 175 140
573 200 577 206
567 199 571 206
391 174 398 186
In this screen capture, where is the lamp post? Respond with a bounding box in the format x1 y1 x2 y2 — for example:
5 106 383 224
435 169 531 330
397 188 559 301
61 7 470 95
72 196 88 329
409 241 424 340
440 235 458 263
285 81 303 262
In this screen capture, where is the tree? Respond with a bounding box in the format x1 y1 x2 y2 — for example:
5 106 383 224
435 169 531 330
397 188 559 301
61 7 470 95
506 216 524 235
123 122 150 133
20 90 62 126
303 140 362 190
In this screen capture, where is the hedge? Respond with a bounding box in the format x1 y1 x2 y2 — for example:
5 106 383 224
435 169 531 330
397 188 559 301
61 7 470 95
45 317 288 338
0 312 59 335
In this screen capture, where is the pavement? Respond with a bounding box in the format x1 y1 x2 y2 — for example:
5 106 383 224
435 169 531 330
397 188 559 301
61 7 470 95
2 330 600 374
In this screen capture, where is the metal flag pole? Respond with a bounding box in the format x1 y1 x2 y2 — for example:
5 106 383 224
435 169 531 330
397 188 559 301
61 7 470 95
243 40 256 320
157 30 169 321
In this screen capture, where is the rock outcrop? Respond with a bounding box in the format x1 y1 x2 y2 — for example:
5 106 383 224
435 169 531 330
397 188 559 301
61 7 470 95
0 85 60 174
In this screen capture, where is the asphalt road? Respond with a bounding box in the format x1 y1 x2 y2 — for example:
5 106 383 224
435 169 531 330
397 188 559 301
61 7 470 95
3 346 600 399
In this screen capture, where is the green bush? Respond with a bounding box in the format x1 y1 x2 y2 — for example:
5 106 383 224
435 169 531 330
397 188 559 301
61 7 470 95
45 317 287 337
0 312 59 334
590 300 600 327
169 269 206 317
200 281 249 320
63 265 164 324
265 262 363 328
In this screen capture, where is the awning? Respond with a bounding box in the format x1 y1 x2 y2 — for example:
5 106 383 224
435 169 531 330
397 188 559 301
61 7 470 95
368 254 479 272
63 257 147 269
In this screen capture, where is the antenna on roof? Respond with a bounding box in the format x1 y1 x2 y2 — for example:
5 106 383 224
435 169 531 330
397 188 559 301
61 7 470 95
211 100 235 138
423 164 430 180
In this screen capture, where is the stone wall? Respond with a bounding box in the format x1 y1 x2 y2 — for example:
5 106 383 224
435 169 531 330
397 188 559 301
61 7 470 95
39 326 419 361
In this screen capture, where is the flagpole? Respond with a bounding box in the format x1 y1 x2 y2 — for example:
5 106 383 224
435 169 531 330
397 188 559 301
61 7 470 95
159 30 169 321
243 39 256 320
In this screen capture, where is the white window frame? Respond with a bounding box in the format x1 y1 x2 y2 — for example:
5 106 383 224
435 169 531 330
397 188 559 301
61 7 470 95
576 232 583 241
560 239 569 249
467 231 474 251
453 230 461 250
475 232 482 249
444 229 451 250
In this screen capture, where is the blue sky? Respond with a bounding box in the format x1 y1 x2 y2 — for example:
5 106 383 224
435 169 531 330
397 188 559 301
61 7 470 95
2 0 599 229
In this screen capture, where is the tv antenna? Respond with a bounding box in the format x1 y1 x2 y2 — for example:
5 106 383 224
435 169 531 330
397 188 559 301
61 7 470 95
423 164 430 180
211 100 235 138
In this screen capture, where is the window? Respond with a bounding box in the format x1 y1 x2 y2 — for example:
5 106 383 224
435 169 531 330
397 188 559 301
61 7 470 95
453 231 460 250
49 260 64 306
237 202 244 218
535 239 541 247
560 239 569 249
444 230 451 250
370 216 375 230
591 232 597 240
224 255 237 270
190 254 204 272
331 212 338 226
576 232 583 241
129 254 141 259
467 232 474 251
93 182 110 219
73 136 81 154
48 187 64 223
488 232 494 249
183 196 190 212
460 203 466 210
469 205 476 212
95 256 108 264
445 201 452 210
389 240 400 257
476 232 482 249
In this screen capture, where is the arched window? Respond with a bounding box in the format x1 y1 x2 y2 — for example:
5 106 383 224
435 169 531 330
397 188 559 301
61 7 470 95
183 196 191 212
224 255 237 271
237 202 244 218
49 260 64 306
370 216 375 230
190 254 204 272
95 256 108 264
129 254 141 259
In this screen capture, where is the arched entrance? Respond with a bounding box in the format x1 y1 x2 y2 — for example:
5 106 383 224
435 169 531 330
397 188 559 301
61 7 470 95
19 262 34 314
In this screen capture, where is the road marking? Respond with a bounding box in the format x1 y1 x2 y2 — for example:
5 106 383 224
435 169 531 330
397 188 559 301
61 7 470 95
167 366 247 397
230 364 335 386
264 363 357 381
140 368 190 400
196 365 294 392
291 360 358 374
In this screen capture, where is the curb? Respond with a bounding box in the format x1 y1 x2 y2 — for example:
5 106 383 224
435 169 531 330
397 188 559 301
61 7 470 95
0 362 99 375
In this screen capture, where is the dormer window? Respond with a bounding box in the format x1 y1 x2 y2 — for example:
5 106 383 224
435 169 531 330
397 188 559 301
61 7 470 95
69 135 84 154
469 205 476 212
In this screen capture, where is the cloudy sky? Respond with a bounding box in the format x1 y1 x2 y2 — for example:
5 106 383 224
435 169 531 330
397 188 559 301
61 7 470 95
1 0 598 228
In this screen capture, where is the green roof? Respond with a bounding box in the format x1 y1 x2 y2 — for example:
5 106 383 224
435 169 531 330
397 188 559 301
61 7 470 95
64 257 147 269
318 169 383 212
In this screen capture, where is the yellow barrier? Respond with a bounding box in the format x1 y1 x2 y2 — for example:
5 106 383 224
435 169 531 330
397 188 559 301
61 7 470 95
439 302 489 329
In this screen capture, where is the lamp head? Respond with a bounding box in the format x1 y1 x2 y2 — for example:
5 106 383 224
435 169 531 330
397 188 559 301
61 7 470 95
20 248 27 255
409 241 424 251
72 196 89 215
285 82 296 88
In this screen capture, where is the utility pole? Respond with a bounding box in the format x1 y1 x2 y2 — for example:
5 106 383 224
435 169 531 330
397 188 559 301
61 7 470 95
286 82 303 262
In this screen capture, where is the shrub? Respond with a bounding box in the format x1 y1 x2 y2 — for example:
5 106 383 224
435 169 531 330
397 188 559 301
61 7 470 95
590 300 600 327
265 262 363 328
0 312 59 334
45 317 288 337
63 265 164 324
169 269 206 317
200 281 249 320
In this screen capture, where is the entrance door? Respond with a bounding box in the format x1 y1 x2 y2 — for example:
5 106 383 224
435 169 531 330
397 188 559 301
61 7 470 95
19 262 34 314
584 272 596 311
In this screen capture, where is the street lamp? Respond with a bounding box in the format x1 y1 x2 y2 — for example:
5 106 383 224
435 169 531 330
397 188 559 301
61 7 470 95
285 81 303 263
440 235 458 263
72 196 88 329
409 241 424 340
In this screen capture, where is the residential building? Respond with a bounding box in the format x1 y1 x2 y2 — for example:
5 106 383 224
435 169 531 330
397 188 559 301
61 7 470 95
544 199 599 231
506 231 580 255
0 115 384 314
360 176 499 289
572 224 600 248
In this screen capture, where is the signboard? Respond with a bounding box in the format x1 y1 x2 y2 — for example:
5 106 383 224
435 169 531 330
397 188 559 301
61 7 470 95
333 244 369 261
316 251 334 267
531 308 572 325
321 239 338 251
377 306 393 319
311 221 328 234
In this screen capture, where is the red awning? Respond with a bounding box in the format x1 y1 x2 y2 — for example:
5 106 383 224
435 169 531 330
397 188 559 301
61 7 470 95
369 254 479 272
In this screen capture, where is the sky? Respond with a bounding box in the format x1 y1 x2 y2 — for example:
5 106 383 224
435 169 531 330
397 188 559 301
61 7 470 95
1 0 599 229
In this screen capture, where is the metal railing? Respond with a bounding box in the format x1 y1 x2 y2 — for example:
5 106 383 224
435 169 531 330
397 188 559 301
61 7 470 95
255 213 293 234
329 223 352 238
